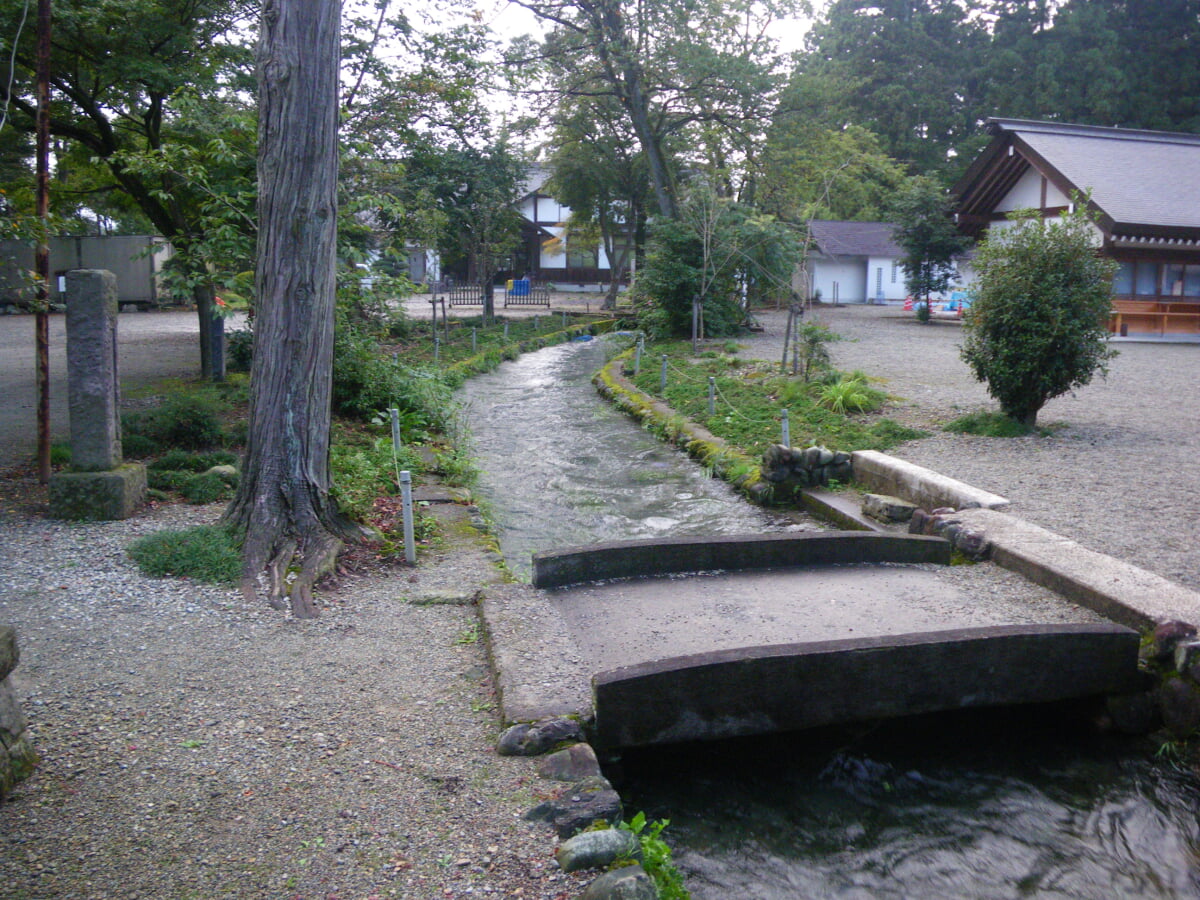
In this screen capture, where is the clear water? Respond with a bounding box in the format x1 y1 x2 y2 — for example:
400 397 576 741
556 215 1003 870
617 708 1200 900
455 337 809 578
457 338 1200 899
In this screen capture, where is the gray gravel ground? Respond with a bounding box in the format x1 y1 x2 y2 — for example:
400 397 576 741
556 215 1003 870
0 498 588 899
742 303 1200 592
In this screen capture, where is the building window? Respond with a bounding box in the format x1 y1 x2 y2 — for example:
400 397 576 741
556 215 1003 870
1185 266 1200 298
891 261 898 283
1134 262 1159 296
1112 262 1134 295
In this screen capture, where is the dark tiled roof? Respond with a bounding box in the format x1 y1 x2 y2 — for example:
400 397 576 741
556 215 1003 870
961 119 1200 235
809 220 901 258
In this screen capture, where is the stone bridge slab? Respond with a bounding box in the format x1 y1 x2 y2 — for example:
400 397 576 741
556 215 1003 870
592 623 1141 749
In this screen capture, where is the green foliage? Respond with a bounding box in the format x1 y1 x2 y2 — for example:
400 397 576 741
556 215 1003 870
758 118 910 223
123 395 227 452
128 525 242 584
961 206 1118 426
887 177 973 304
632 343 924 456
180 471 233 504
635 189 800 340
149 449 239 472
944 411 1040 438
818 373 885 414
226 327 254 372
620 813 689 900
332 316 454 429
795 322 840 382
329 434 423 523
49 443 71 467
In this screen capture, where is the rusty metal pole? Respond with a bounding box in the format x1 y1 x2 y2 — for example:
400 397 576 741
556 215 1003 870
34 0 52 484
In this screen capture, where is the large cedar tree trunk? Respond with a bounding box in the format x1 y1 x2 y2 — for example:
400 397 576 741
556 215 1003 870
222 0 362 617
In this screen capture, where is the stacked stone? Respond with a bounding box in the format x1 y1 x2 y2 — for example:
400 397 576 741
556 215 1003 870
498 717 658 900
760 444 853 489
907 506 990 560
0 627 37 797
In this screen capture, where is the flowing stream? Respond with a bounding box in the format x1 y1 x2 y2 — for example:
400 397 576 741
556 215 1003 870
456 337 1200 899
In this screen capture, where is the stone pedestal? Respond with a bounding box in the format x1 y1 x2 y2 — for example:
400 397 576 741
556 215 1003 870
49 269 146 520
0 627 37 798
49 464 148 520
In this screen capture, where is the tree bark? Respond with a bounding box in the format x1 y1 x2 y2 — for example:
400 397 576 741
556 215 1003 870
222 0 362 618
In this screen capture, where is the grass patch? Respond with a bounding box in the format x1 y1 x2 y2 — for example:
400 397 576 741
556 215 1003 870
944 410 1043 437
128 525 242 583
629 340 925 458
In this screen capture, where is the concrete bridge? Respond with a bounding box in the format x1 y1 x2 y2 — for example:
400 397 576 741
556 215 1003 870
481 531 1143 751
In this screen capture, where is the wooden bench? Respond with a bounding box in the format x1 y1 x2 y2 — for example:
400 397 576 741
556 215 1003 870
1110 300 1200 336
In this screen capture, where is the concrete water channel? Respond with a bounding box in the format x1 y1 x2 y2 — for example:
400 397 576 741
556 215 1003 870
457 333 1200 898
457 337 1159 745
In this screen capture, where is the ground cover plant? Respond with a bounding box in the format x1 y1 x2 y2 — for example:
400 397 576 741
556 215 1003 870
628 339 924 461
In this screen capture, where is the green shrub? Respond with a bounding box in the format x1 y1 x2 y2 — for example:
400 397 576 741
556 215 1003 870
332 318 454 428
960 205 1118 426
330 435 423 522
147 469 193 492
150 449 239 472
122 433 158 458
49 443 71 466
181 471 232 504
124 395 225 451
944 410 1039 437
226 327 254 372
128 525 242 583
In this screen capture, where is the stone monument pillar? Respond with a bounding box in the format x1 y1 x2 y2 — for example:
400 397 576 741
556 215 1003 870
48 269 147 519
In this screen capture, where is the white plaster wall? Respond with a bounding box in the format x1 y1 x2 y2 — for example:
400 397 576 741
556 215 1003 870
811 259 867 303
866 255 909 302
995 168 1070 213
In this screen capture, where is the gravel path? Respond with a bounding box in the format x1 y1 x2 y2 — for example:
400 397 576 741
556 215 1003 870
0 496 587 899
742 304 1200 592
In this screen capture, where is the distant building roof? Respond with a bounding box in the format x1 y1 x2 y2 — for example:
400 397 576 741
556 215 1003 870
954 118 1200 242
519 164 552 200
809 220 902 258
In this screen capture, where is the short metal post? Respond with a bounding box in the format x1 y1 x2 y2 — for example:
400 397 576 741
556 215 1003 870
534 315 539 331
634 338 643 376
399 470 416 564
660 354 668 394
781 409 791 448
504 321 509 340
708 377 716 416
392 352 398 365
472 327 477 353
562 310 567 328
389 407 401 451
434 336 440 365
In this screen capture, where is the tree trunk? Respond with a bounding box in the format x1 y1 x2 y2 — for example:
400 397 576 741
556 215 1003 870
222 0 362 618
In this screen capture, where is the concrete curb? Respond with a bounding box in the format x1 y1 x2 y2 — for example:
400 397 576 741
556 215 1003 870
949 508 1200 630
852 449 1010 511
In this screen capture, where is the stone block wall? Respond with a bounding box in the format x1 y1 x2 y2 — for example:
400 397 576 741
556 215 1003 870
0 626 37 796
